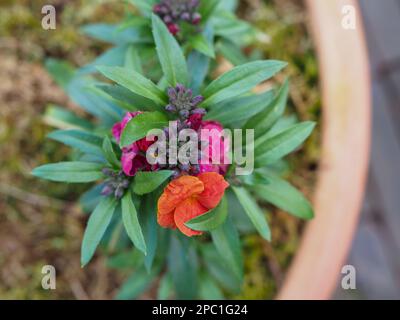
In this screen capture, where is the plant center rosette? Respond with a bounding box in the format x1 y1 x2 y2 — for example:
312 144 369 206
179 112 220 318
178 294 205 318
109 83 231 237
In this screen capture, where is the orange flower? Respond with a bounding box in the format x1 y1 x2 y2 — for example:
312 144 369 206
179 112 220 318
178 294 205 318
157 172 229 237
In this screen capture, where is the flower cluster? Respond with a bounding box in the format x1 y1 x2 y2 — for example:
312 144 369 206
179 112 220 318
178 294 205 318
153 0 201 35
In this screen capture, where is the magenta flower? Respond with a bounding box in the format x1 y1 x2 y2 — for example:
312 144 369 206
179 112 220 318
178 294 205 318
199 121 230 175
112 112 156 177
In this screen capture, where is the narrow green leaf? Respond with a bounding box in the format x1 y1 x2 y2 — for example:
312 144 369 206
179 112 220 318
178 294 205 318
125 45 143 74
210 217 243 282
45 58 75 89
140 195 158 272
216 39 247 66
255 121 316 167
201 244 241 293
121 190 147 254
96 83 158 111
232 186 271 241
97 66 167 106
81 196 118 266
199 273 224 300
116 266 158 300
244 79 289 138
205 89 275 125
120 111 168 147
43 105 94 130
157 273 173 300
80 184 104 213
128 0 157 17
48 129 104 156
133 171 173 195
102 137 121 168
168 235 198 299
186 196 228 231
199 0 220 21
151 14 188 86
251 171 314 220
190 33 215 58
201 60 287 106
32 162 104 183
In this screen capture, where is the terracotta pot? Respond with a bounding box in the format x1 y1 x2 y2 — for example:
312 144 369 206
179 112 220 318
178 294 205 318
277 0 371 299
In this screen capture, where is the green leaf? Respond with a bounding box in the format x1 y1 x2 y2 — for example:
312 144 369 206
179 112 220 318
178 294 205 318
151 14 188 86
168 235 198 299
185 196 228 231
128 0 157 17
81 23 151 44
157 273 173 300
251 171 314 220
199 273 224 300
107 250 144 270
120 111 168 147
102 137 120 168
45 59 75 89
140 195 158 272
96 83 158 111
210 217 243 282
32 162 104 183
205 89 275 126
133 171 173 195
232 186 271 241
116 266 158 300
80 184 104 214
199 0 220 22
216 39 247 66
67 77 124 125
43 105 94 130
47 129 104 156
97 66 167 106
125 45 143 74
255 121 316 167
201 244 241 293
244 79 289 138
81 196 118 266
201 60 287 106
238 171 270 186
190 33 215 58
121 190 147 254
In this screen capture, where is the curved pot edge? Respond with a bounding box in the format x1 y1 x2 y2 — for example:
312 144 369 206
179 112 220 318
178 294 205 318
277 0 372 300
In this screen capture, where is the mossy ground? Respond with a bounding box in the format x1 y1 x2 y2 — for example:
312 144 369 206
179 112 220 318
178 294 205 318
0 0 320 299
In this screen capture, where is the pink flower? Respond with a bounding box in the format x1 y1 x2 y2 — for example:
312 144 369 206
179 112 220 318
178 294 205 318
199 121 229 175
112 112 155 177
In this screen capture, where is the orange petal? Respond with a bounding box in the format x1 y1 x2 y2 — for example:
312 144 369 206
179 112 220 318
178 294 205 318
157 175 204 216
197 172 229 209
157 201 176 229
174 198 207 237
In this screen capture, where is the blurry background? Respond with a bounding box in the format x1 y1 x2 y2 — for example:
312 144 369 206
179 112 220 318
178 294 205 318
335 0 400 300
0 0 398 300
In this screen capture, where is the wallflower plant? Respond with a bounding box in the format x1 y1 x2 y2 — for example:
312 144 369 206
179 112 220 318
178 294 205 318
34 9 315 299
79 0 261 77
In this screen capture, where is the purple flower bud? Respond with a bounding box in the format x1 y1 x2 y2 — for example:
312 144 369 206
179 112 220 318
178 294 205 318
165 104 177 113
181 12 190 21
192 13 201 25
176 83 185 93
191 108 206 115
102 168 114 177
179 163 190 172
114 186 124 199
192 95 204 106
179 109 190 119
163 15 173 24
101 185 113 196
